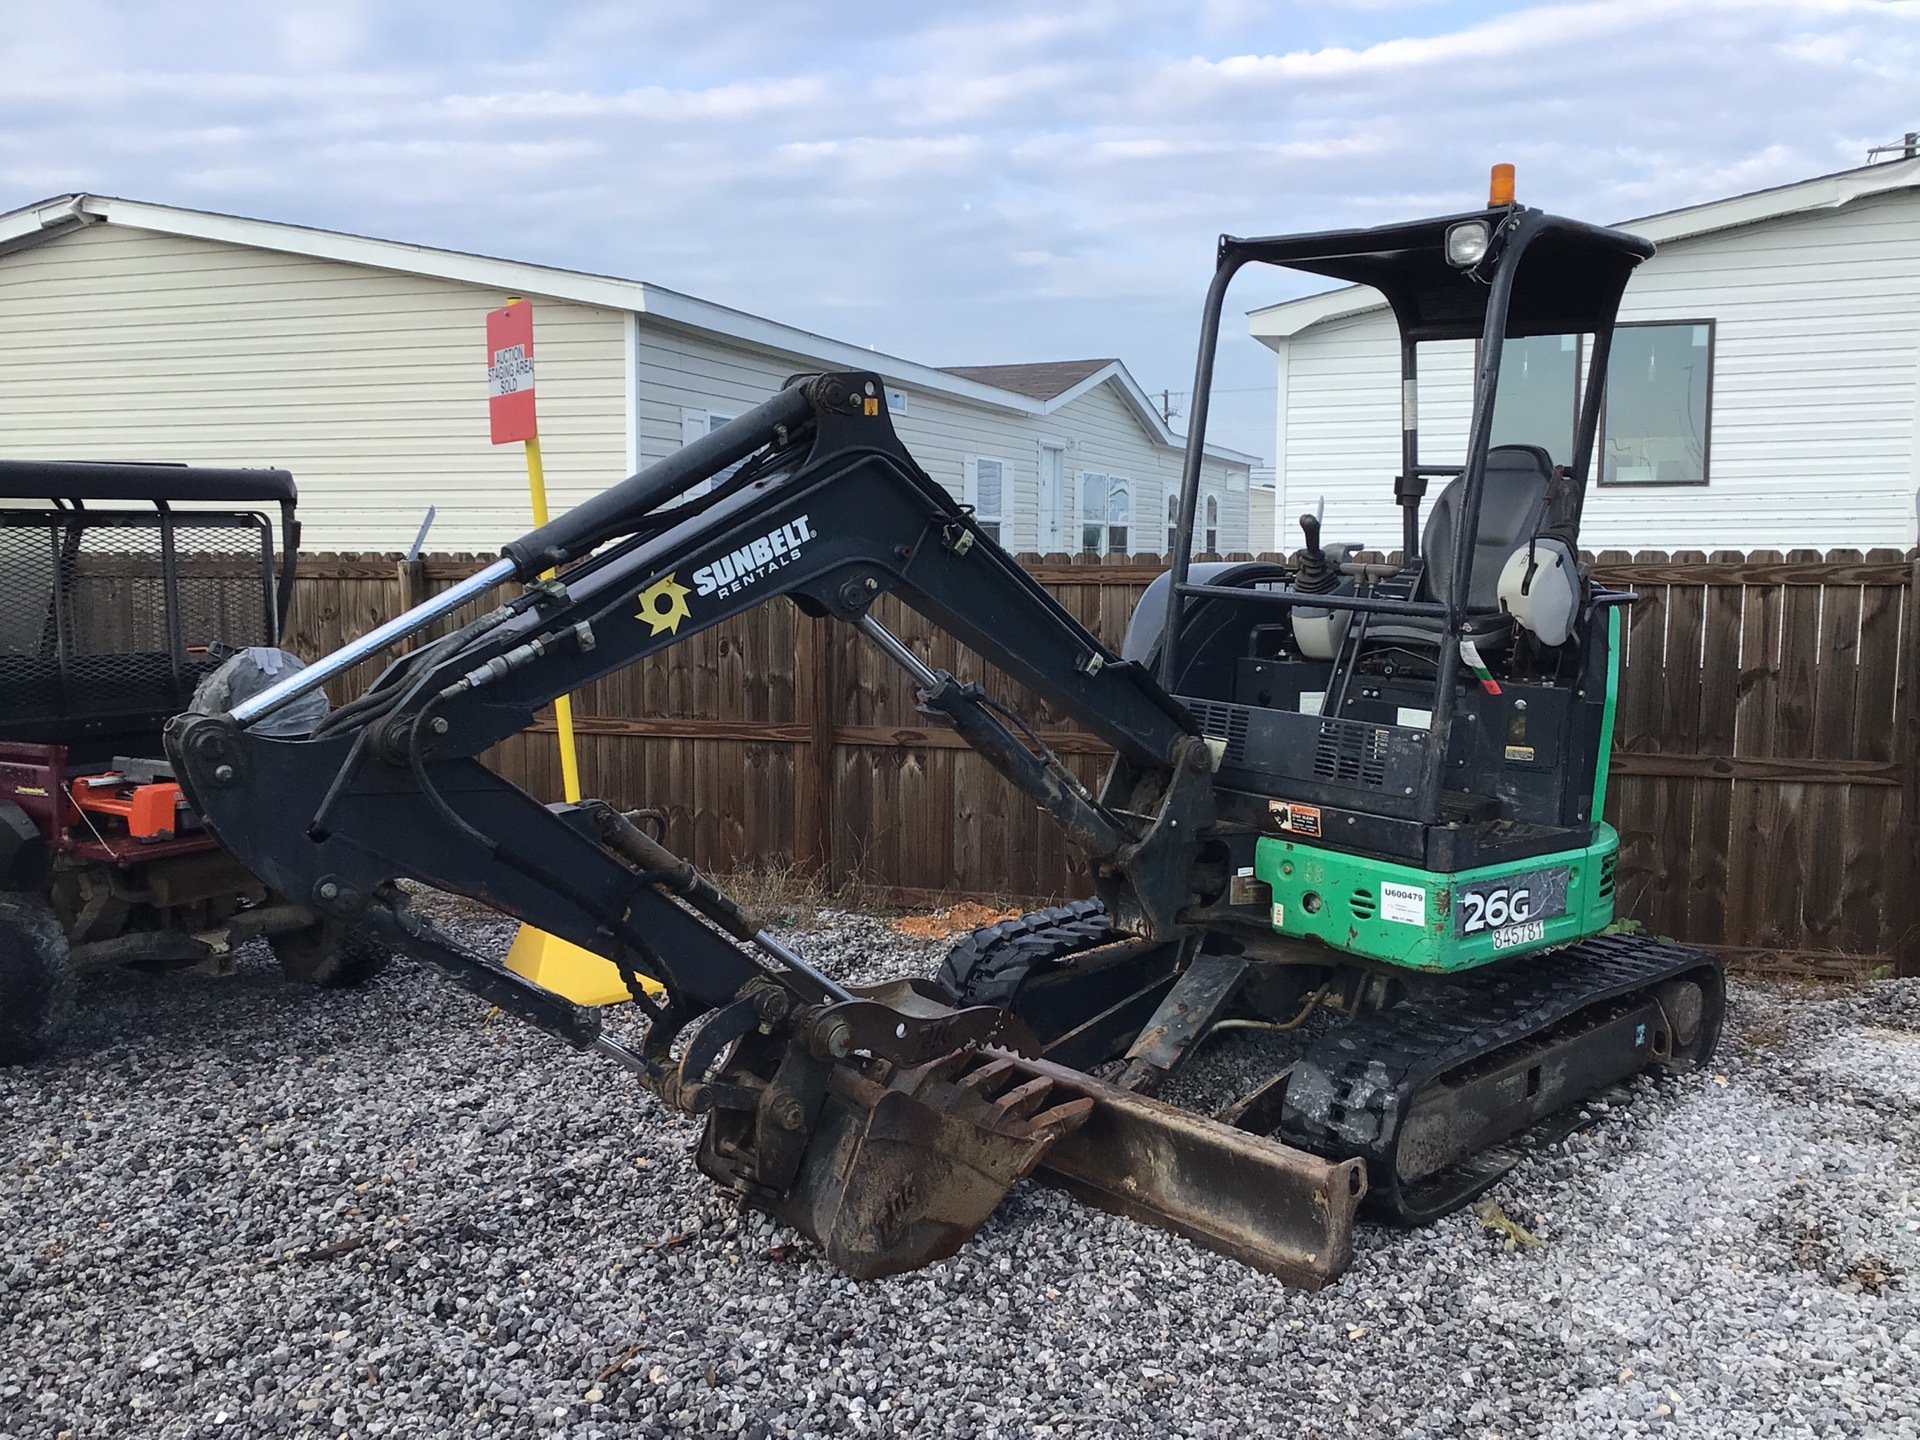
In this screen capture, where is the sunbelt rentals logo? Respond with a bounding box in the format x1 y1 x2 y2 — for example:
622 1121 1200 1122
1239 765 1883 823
693 515 813 598
635 574 693 636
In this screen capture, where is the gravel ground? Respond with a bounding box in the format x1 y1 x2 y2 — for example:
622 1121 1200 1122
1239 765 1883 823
4 903 1917 1440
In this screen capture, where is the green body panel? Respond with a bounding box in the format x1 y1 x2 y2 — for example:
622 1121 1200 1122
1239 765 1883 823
1590 607 1622 823
1253 607 1625 973
1253 824 1618 972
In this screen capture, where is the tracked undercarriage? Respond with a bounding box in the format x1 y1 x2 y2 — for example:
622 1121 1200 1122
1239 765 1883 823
942 903 1724 1227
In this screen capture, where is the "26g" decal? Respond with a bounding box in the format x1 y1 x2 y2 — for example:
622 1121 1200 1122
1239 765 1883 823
1454 865 1570 938
1460 886 1530 933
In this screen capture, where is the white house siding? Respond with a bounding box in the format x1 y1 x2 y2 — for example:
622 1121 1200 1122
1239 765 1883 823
637 325 1054 545
1269 187 1920 552
0 218 1250 557
1275 317 1475 554
1249 483 1278 553
638 324 1249 556
0 222 628 551
1046 380 1249 557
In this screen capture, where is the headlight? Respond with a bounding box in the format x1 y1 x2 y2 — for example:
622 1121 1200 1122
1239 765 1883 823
1445 220 1490 268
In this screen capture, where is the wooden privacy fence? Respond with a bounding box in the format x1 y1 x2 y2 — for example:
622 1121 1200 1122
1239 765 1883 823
283 548 1920 978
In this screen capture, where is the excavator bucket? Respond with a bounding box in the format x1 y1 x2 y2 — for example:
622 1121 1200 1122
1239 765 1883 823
767 1052 1095 1279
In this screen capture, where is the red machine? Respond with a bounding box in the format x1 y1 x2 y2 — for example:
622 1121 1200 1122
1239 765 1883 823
0 460 387 1066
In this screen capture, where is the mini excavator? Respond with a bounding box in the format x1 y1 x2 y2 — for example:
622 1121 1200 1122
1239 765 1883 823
168 175 1724 1288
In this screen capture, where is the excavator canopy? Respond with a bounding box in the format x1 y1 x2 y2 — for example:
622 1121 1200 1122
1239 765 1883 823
1222 205 1654 342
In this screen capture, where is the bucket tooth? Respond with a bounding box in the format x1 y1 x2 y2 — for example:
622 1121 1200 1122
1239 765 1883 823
991 1074 1060 1121
955 1055 1022 1095
1025 1096 1096 1143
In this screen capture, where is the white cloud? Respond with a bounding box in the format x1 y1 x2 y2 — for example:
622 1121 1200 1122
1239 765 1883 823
435 77 832 124
1 0 1917 462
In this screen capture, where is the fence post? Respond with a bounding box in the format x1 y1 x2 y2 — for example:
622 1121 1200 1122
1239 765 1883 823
1899 556 1920 977
394 557 428 651
794 607 838 883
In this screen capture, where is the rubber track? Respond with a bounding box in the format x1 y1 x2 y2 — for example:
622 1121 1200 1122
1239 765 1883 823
936 899 1114 1007
1279 932 1723 1224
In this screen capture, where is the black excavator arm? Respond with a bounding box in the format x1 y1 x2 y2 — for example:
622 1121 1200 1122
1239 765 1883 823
165 374 1364 1284
172 373 1211 1011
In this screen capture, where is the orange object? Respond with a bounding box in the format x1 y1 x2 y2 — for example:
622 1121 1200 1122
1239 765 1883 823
889 902 1025 940
1489 163 1516 207
70 776 184 842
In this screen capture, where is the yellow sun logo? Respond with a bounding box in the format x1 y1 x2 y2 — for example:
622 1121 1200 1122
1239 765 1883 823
635 573 693 636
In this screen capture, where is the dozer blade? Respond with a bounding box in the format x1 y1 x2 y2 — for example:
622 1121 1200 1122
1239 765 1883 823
1005 1051 1367 1290
762 1046 1365 1288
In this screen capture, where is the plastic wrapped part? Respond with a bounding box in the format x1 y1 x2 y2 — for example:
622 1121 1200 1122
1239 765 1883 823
191 648 332 737
1291 605 1351 661
1497 538 1579 647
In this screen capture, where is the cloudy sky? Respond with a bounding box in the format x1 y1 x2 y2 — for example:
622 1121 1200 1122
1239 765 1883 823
3 0 1915 461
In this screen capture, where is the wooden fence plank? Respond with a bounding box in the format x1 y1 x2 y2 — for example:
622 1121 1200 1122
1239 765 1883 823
1654 552 1706 938
1756 550 1827 950
794 608 836 878
1686 549 1744 943
1594 560 1912 586
1897 555 1920 977
1607 754 1900 785
1802 553 1864 950
1611 550 1669 928
1726 551 1784 949
1839 551 1906 955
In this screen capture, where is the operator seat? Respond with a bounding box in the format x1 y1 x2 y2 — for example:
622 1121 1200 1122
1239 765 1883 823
1367 443 1559 652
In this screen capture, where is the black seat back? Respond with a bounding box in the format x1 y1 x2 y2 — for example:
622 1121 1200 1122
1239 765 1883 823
1422 444 1555 610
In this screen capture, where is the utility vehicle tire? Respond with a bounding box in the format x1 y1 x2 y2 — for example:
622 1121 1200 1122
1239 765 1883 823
0 890 75 1066
271 920 393 989
936 899 1116 1008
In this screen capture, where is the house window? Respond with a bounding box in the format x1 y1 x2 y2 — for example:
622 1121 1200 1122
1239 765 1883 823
1491 333 1581 463
1079 473 1130 554
965 457 1006 544
1166 494 1179 555
680 406 743 498
1204 494 1220 554
1601 321 1714 485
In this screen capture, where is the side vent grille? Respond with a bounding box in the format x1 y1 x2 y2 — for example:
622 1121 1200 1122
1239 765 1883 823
1190 700 1251 764
1349 888 1378 921
1599 852 1617 899
1313 720 1390 788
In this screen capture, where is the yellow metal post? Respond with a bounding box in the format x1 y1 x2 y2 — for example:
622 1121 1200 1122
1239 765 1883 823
521 430 583 804
496 297 657 1005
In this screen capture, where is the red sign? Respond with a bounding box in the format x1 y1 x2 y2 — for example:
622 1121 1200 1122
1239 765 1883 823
486 302 538 444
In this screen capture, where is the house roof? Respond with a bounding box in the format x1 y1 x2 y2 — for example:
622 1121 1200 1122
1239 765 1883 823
0 193 1256 467
940 359 1116 400
1249 154 1920 345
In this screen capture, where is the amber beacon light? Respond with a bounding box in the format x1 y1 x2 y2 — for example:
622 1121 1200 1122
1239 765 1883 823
1489 163 1516 207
